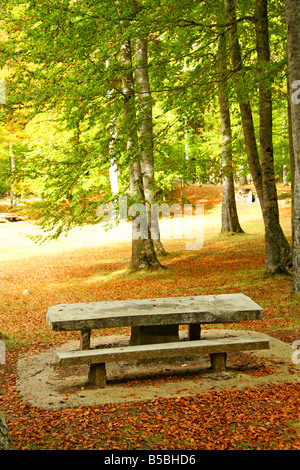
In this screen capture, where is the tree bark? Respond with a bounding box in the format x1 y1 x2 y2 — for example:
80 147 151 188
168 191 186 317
0 412 13 450
217 32 243 234
254 0 291 272
120 36 163 271
224 0 291 274
135 34 167 256
285 0 300 290
287 75 295 190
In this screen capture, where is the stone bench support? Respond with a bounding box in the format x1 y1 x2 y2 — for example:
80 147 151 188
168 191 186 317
57 335 270 388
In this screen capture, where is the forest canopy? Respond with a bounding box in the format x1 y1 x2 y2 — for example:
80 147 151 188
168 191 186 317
0 0 298 280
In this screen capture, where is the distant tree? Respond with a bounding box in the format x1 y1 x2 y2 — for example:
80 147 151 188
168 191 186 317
224 0 291 274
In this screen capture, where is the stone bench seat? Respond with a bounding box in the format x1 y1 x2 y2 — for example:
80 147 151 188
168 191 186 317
56 334 270 388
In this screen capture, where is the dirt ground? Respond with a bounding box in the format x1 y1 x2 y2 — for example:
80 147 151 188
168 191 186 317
16 328 300 411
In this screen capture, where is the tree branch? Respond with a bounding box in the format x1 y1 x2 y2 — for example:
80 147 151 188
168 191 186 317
175 15 255 29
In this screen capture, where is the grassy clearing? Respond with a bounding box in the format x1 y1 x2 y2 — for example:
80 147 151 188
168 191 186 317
0 185 296 344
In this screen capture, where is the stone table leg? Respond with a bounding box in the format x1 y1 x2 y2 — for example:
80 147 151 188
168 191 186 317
88 363 106 388
130 325 179 346
188 324 201 340
210 352 227 372
80 329 91 350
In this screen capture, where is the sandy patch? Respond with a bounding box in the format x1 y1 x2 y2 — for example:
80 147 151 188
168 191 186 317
16 329 299 410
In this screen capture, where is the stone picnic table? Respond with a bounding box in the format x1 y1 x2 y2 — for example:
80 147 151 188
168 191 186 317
46 293 264 350
0 213 25 223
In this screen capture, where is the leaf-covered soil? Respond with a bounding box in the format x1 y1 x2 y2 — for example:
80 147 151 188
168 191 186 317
0 184 300 450
14 328 299 410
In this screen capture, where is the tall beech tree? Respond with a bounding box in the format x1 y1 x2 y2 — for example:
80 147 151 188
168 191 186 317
119 31 163 271
254 0 292 272
285 0 300 290
217 31 243 234
119 1 166 269
224 0 291 274
134 32 167 256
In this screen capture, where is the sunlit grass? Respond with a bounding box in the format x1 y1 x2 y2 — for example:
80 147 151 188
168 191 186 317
0 184 296 345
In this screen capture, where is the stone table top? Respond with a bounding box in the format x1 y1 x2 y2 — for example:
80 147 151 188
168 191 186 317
46 293 264 332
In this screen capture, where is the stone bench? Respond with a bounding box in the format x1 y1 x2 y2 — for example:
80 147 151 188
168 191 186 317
56 334 270 388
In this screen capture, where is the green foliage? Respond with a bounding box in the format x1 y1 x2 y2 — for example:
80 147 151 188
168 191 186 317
0 0 293 235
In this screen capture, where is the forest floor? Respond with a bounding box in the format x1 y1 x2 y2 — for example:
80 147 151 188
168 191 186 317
0 183 300 451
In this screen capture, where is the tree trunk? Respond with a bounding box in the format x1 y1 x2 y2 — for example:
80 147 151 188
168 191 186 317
135 34 167 256
224 0 291 274
254 0 291 272
9 142 16 206
217 32 243 233
285 0 300 290
120 36 163 271
287 75 295 189
0 412 13 450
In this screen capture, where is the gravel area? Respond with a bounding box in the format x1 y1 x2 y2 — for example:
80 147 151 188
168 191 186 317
16 329 300 410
